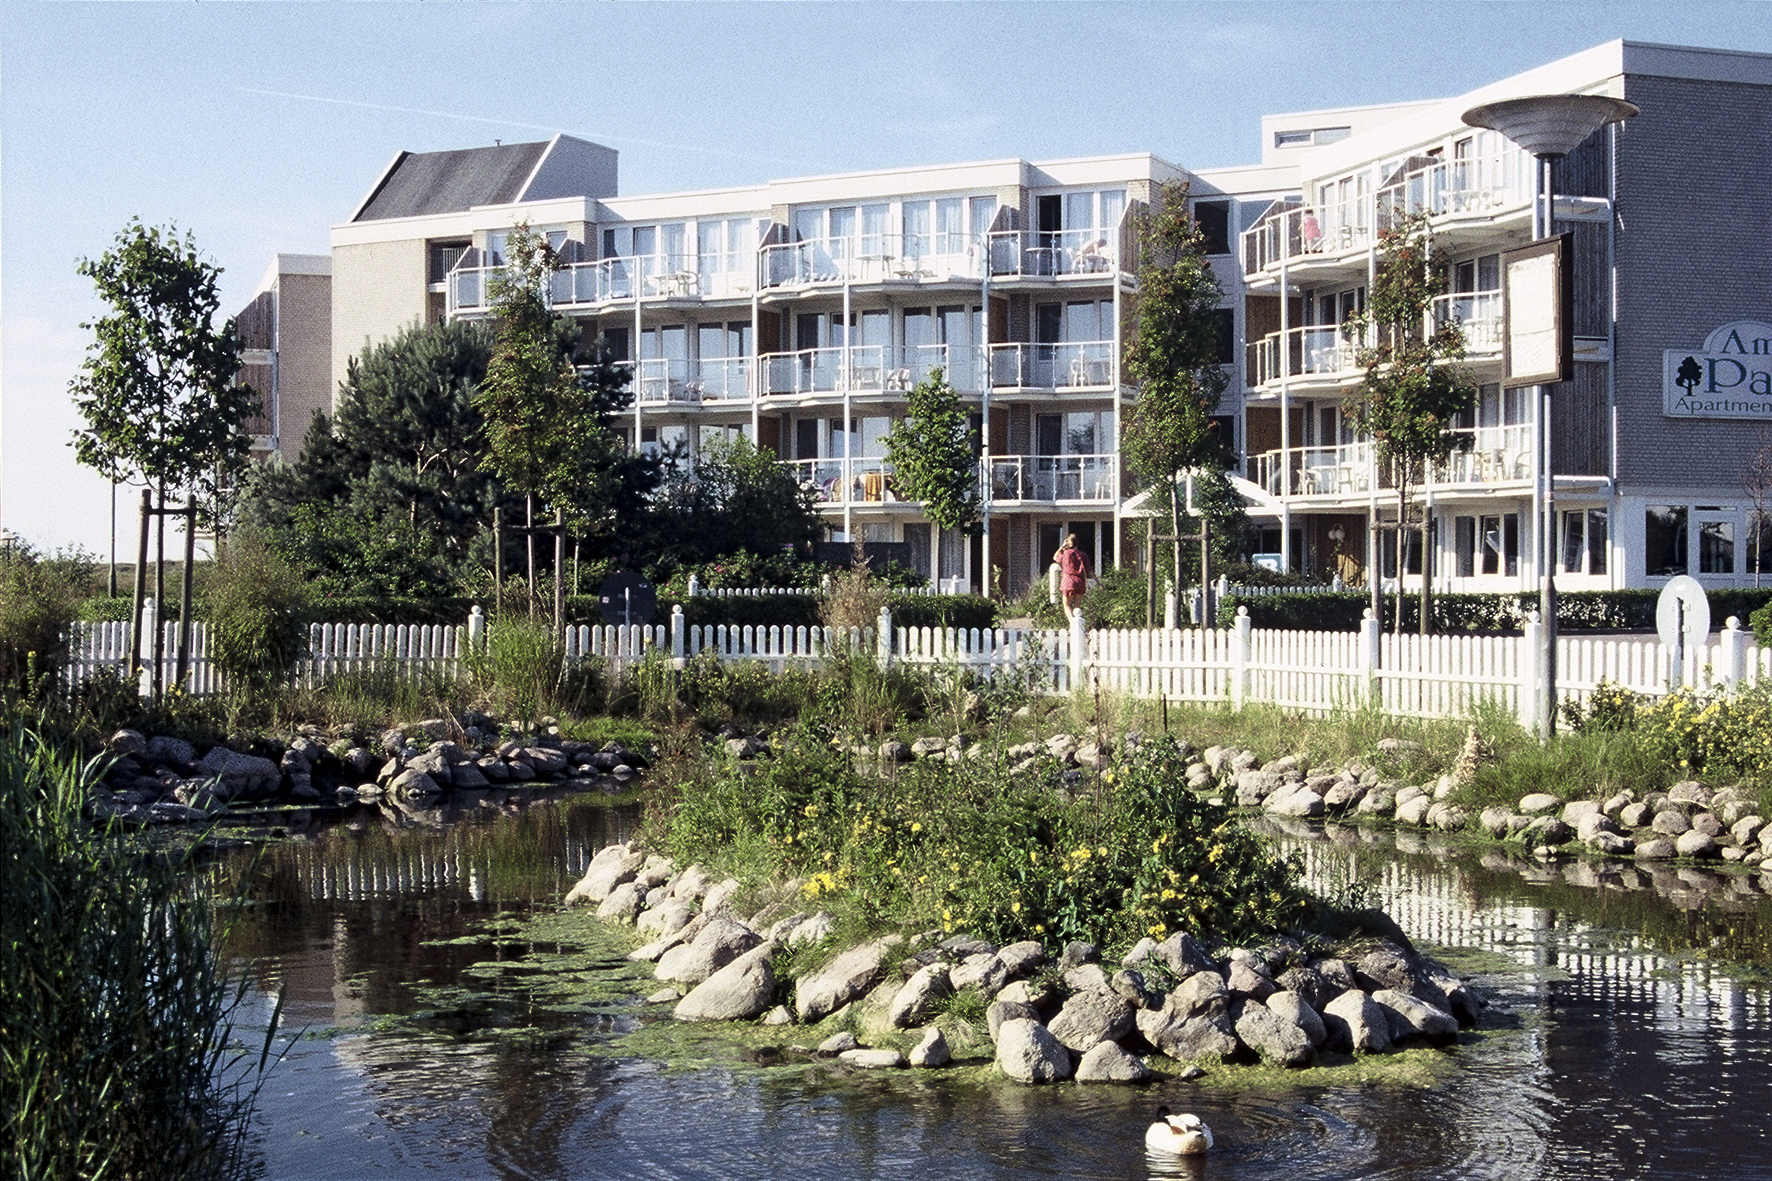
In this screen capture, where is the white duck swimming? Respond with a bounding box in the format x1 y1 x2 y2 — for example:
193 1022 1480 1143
1145 1106 1214 1155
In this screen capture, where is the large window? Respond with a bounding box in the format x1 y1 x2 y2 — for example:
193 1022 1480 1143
1698 515 1735 575
1481 513 1519 577
1560 508 1608 575
1645 506 1688 577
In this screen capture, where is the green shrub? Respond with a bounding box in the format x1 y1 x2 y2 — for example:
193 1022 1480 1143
1752 600 1772 647
203 533 311 700
0 727 277 1180
1 545 95 699
1635 681 1772 781
472 613 564 726
1079 566 1153 629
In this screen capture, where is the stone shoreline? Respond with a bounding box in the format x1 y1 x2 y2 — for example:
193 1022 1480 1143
563 840 1485 1084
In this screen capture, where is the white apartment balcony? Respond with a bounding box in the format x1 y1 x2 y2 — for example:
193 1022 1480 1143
761 344 963 399
1374 151 1530 231
1246 325 1366 394
987 229 1127 281
986 454 1117 503
789 458 898 506
987 341 1117 393
760 235 980 292
610 357 755 406
447 255 737 318
1250 442 1377 498
1438 424 1531 484
1431 291 1504 357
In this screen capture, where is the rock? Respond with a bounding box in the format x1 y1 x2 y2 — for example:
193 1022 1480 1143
701 877 743 915
762 1005 794 1026
520 746 568 774
1518 792 1561 815
195 747 281 800
1314 957 1358 996
1122 938 1158 968
1371 989 1458 1045
1277 966 1334 1012
449 763 490 789
909 1027 951 1067
1110 969 1152 1008
879 740 913 763
596 881 645 922
838 1048 905 1069
674 945 776 1022
1235 999 1315 1067
1635 838 1678 861
796 936 901 1023
667 864 712 902
818 1031 860 1054
1062 964 1110 992
1046 986 1136 1052
564 844 643 906
1150 1012 1241 1063
1353 945 1416 995
1169 969 1231 1019
1225 958 1276 1001
1356 786 1396 817
1690 812 1725 839
107 729 147 756
1560 799 1602 824
1590 831 1635 856
1667 780 1712 807
998 940 1046 978
1620 801 1652 828
1424 970 1485 1027
1322 990 1394 1054
1267 990 1327 1047
646 987 683 1005
994 1019 1073 1083
1075 1040 1152 1083
1267 785 1325 818
1732 815 1764 846
636 899 696 938
144 735 195 765
1395 795 1433 826
1060 941 1100 968
889 963 952 1028
949 953 1009 997
1427 803 1468 832
387 768 441 798
1522 816 1574 845
1577 812 1622 843
655 918 762 985
1652 809 1693 836
1675 830 1720 859
780 910 835 947
1480 806 1515 836
1154 931 1217 979
987 999 1041 1041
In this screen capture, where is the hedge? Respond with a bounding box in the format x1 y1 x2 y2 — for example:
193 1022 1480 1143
1217 588 1772 634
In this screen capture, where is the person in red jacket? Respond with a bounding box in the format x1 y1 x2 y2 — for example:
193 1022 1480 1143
1055 534 1091 616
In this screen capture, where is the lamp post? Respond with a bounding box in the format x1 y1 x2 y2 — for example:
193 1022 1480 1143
1461 94 1638 737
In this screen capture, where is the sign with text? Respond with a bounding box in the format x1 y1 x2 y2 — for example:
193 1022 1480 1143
1501 233 1573 390
1663 320 1772 420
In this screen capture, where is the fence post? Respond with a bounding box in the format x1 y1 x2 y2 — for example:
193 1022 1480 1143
671 604 686 666
1232 606 1251 711
1360 607 1381 708
137 596 157 697
1520 610 1542 733
1048 562 1060 605
1069 608 1087 691
877 606 893 670
688 574 700 599
1718 615 1747 690
467 605 486 654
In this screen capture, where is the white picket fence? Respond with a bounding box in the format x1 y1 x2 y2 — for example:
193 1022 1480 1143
62 599 1771 726
683 575 948 598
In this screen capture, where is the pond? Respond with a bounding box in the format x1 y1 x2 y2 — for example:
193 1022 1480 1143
221 797 1772 1180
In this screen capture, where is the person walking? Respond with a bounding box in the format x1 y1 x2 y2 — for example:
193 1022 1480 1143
1055 534 1091 617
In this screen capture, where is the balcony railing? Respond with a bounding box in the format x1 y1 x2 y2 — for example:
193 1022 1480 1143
987 229 1122 279
788 458 898 505
1439 425 1531 484
760 235 980 289
986 454 1116 502
448 255 705 316
1246 325 1366 390
1250 442 1378 497
1432 291 1504 354
987 341 1116 391
696 356 753 401
760 345 970 397
606 357 757 405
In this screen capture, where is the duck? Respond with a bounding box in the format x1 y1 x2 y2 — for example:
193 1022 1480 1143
1145 1106 1214 1155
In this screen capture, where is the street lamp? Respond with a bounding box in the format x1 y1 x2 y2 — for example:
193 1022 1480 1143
1462 94 1638 737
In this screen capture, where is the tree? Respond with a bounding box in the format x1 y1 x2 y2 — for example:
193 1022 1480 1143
644 436 822 577
474 223 655 604
884 367 981 588
1121 182 1231 621
1343 214 1476 635
1746 426 1772 588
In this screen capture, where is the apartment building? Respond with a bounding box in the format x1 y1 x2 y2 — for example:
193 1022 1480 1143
246 38 1770 596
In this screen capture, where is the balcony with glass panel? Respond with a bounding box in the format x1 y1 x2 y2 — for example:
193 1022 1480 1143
761 345 975 400
986 229 1126 282
986 341 1116 394
1438 424 1531 485
1249 441 1379 499
1431 291 1503 357
759 234 982 293
1245 325 1366 396
985 454 1117 503
787 458 899 506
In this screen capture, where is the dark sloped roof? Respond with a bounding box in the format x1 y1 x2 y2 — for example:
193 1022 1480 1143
355 141 550 222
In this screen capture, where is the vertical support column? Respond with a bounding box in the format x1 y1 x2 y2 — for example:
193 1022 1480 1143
1232 606 1251 711
1069 607 1087 692
177 495 195 690
1718 615 1746 691
688 573 701 598
1360 607 1382 708
129 489 149 687
876 605 893 671
138 596 158 698
468 604 486 651
1520 610 1542 733
671 604 686 666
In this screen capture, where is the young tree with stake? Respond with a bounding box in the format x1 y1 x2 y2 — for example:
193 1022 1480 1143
884 367 982 590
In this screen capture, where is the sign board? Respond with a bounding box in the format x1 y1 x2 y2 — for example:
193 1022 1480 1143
598 570 657 626
1655 575 1710 655
1662 320 1772 420
1501 233 1573 389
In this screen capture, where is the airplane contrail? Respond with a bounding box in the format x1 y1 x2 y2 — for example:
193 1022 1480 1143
235 86 818 171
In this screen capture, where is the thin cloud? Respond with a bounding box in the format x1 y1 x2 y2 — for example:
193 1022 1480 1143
235 87 818 171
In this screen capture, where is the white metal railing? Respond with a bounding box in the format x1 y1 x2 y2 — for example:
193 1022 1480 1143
1251 441 1376 497
697 356 752 402
985 454 1116 502
986 341 1116 390
694 251 756 300
761 345 962 397
1246 325 1366 389
1440 425 1531 484
787 457 897 504
613 358 696 405
1432 291 1504 353
986 228 1121 279
759 234 979 289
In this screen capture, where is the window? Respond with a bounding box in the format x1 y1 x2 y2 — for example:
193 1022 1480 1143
1480 514 1518 576
428 240 469 285
1645 506 1688 576
1753 512 1772 575
1194 201 1230 256
1700 519 1735 574
1213 308 1235 364
1561 508 1608 575
1455 516 1477 577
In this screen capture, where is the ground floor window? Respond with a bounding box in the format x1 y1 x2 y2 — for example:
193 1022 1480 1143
1755 512 1772 575
1560 508 1608 576
1645 506 1688 577
1697 511 1735 575
1480 513 1519 577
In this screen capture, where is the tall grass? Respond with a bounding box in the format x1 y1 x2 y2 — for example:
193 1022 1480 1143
0 727 279 1181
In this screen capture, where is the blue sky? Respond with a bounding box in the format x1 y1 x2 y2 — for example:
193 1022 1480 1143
4 0 1768 558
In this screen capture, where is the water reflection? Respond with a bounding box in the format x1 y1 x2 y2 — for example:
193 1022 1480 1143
230 799 1772 1180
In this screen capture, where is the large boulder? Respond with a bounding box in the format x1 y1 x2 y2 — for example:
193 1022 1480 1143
655 918 761 985
1372 989 1459 1045
1234 999 1315 1067
636 899 696 938
987 999 1042 1041
997 940 1047 979
994 1018 1073 1083
1168 969 1231 1020
796 936 901 1023
564 844 644 906
1046 986 1135 1052
595 881 646 923
949 953 1010 997
1148 1012 1240 1063
673 945 776 1022
195 747 281 801
1321 990 1394 1054
889 962 952 1028
909 1027 951 1068
1075 1040 1152 1083
1266 990 1327 1047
